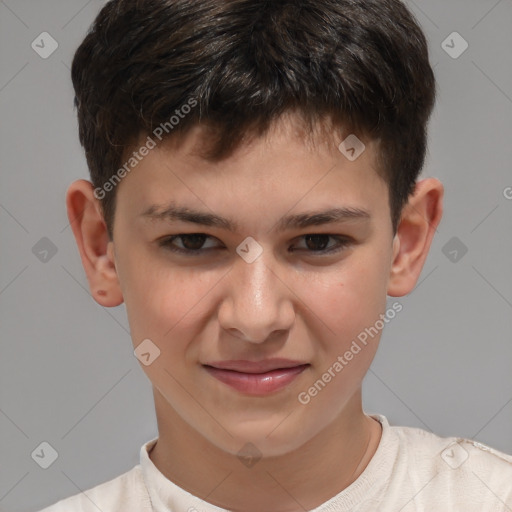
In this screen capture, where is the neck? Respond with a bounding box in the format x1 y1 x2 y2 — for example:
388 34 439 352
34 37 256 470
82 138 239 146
149 388 382 512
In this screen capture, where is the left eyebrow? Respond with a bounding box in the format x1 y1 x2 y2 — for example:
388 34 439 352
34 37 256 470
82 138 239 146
139 203 371 234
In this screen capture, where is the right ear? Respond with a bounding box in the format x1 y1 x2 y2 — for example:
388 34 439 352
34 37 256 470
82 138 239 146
65 179 124 307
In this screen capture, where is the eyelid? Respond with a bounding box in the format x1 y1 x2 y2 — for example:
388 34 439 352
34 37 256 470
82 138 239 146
158 233 353 255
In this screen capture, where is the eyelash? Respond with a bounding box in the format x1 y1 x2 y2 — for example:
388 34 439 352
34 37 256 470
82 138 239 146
158 233 352 256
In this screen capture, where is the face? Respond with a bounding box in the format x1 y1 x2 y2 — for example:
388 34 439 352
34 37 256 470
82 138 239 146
110 114 398 457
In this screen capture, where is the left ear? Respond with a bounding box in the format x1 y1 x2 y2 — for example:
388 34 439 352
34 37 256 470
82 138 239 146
387 178 444 297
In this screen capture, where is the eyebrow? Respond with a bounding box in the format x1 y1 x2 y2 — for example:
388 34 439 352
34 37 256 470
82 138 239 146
140 203 371 233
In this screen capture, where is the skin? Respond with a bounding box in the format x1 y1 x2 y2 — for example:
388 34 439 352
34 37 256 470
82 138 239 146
66 112 443 512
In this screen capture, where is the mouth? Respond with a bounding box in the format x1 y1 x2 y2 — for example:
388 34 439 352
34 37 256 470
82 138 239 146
202 359 310 395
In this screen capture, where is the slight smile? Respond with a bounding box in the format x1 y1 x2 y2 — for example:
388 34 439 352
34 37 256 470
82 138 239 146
202 359 310 396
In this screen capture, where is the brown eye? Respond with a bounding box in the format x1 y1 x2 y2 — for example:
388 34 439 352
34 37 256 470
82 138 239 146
292 235 352 255
304 234 330 251
159 234 221 254
158 233 352 256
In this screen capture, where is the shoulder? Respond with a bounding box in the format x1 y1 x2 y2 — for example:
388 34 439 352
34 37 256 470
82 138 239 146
37 464 151 512
387 422 512 510
393 421 512 469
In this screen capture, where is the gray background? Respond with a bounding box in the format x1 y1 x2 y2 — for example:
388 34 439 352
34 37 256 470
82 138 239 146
0 1 511 511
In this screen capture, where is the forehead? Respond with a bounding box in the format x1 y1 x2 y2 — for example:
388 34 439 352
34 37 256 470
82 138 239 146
115 114 389 227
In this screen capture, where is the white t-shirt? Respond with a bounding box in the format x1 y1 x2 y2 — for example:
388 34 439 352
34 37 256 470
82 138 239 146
38 414 512 511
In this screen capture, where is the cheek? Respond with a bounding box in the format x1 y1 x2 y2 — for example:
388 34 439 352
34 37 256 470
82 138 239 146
314 256 389 344
297 259 389 412
121 254 215 348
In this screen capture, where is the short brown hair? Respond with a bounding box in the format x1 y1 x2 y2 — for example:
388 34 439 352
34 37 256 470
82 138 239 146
71 0 436 240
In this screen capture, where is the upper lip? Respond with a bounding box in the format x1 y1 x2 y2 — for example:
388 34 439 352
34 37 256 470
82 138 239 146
203 359 309 374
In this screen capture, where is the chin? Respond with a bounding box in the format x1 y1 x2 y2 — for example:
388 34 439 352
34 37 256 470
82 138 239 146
209 421 314 459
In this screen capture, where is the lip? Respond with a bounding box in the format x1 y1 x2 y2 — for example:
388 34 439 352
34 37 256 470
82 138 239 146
204 358 308 373
202 359 310 395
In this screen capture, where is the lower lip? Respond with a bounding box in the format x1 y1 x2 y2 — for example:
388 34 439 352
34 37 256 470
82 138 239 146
203 364 309 395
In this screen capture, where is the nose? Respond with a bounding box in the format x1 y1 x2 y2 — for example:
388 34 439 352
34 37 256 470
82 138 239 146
217 251 295 344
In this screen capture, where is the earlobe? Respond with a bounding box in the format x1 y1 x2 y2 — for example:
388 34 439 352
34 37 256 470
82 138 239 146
66 179 124 307
387 178 444 297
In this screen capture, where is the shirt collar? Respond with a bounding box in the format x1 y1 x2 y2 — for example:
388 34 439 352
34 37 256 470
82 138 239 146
140 414 394 512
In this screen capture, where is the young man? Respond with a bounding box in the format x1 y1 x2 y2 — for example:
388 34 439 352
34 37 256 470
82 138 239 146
40 0 512 510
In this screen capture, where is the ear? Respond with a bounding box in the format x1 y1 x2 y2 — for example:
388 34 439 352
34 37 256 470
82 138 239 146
66 179 124 307
387 178 444 297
